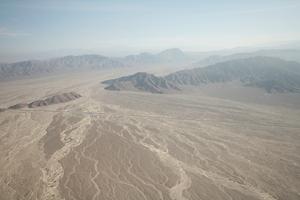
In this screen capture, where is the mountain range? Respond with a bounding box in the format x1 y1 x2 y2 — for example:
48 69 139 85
193 49 300 67
0 48 189 80
0 55 125 80
1 48 300 81
103 57 300 93
121 48 189 66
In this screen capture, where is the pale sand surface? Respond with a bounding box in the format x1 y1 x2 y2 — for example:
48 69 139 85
0 69 299 200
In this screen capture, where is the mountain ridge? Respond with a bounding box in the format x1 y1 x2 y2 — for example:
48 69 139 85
4 92 82 110
0 48 189 80
103 56 300 94
102 72 180 93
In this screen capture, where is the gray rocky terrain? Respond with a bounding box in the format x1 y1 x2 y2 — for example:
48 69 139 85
4 92 82 110
103 57 300 93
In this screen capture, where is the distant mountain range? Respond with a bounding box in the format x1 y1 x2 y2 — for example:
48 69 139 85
1 48 300 81
194 49 300 67
121 48 189 66
0 48 189 80
103 57 300 93
0 55 126 80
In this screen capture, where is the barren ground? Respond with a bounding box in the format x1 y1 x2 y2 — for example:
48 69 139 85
0 69 299 200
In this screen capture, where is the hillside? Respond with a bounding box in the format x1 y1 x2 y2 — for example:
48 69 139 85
5 92 82 110
102 72 180 93
166 57 300 93
103 57 300 93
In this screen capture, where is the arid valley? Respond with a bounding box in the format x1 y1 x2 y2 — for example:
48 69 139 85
1 1 300 199
0 64 299 200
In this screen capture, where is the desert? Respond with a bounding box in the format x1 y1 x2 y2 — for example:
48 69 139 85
1 1 300 199
0 61 300 199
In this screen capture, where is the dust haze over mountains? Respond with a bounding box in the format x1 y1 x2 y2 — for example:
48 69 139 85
1 1 300 200
1 45 300 200
0 48 188 80
2 47 300 80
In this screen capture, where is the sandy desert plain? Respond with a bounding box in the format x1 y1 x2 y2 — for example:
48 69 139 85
0 67 300 200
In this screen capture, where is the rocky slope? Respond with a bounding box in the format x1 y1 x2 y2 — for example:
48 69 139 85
28 92 82 108
102 72 180 93
5 92 82 110
103 57 300 93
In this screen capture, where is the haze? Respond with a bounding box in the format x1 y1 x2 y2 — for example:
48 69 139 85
0 1 300 200
1 0 300 61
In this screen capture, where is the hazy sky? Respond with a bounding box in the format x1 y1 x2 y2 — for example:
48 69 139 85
0 0 300 61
